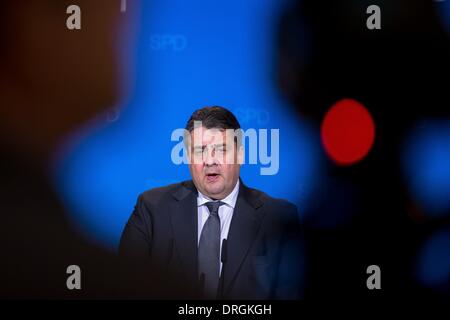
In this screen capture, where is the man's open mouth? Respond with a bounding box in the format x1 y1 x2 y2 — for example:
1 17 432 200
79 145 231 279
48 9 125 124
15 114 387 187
206 173 220 182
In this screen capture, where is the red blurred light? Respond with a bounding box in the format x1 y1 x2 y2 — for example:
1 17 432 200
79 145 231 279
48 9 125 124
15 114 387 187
321 98 375 166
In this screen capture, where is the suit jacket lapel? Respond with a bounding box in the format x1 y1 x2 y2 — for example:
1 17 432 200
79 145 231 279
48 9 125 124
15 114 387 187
223 180 264 295
169 181 199 283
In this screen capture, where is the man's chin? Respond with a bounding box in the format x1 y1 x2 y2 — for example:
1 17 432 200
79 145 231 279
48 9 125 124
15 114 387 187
204 187 225 199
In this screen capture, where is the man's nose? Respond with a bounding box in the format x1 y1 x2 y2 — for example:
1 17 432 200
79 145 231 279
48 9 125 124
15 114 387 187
204 148 217 166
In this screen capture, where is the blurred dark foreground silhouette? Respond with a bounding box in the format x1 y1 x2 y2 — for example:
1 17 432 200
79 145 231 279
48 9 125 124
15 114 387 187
0 1 196 299
277 0 450 299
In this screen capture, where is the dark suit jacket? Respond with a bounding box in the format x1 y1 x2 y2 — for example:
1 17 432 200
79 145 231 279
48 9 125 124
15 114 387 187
119 179 305 300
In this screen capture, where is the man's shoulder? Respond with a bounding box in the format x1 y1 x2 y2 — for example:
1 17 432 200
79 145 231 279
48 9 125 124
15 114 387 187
139 180 190 203
245 185 301 229
244 184 298 213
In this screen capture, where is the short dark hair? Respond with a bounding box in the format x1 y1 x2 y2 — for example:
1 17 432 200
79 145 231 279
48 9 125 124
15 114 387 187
184 106 243 151
185 106 241 133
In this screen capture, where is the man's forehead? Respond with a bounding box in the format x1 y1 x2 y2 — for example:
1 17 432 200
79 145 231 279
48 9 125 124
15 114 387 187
192 126 223 135
191 127 226 142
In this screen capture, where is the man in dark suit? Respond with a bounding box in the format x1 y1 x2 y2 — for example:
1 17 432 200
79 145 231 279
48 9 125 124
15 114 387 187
120 106 305 299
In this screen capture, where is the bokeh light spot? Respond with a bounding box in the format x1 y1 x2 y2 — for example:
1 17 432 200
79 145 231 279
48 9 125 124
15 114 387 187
416 229 450 292
321 98 375 166
402 119 450 217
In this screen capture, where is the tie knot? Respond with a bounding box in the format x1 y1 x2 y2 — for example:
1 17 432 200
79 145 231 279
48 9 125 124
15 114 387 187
204 201 225 216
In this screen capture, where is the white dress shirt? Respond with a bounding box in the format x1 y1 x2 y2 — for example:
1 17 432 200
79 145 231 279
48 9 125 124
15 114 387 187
197 180 240 274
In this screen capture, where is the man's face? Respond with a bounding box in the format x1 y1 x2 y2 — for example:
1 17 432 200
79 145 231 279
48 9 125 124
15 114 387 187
188 126 243 200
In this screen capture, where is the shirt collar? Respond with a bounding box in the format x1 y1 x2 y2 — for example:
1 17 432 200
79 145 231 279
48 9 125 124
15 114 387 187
197 179 240 209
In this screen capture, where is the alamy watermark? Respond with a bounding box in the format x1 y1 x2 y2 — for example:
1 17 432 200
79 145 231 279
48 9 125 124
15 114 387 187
121 0 127 13
171 121 279 175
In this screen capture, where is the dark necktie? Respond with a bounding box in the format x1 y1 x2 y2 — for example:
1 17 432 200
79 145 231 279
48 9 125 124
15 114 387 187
198 201 225 299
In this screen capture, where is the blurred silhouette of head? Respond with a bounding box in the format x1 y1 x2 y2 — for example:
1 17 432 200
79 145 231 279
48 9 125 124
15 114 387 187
276 0 449 131
0 1 126 161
